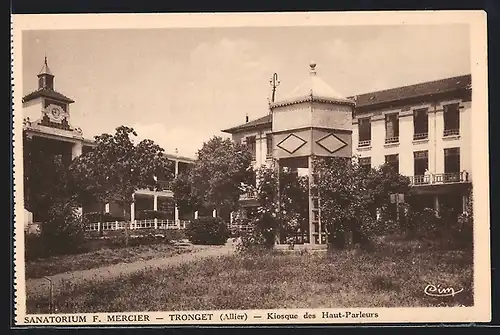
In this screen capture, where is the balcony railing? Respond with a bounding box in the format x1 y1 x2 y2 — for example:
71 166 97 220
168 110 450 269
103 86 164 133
409 171 469 186
385 136 399 144
443 128 460 137
358 140 371 147
157 180 172 191
266 152 273 159
413 132 428 140
240 189 257 201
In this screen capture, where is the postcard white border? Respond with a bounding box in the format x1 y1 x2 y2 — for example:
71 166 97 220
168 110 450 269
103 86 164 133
12 10 490 326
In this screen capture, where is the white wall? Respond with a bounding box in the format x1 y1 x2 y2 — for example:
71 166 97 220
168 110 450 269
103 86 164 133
23 98 43 122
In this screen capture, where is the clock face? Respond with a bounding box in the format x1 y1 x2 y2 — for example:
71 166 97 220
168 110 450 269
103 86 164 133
51 107 61 118
45 104 65 123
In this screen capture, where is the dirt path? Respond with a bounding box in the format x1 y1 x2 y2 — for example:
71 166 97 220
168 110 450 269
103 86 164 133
26 242 235 299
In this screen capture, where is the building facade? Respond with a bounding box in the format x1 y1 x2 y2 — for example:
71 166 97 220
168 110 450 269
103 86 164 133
22 58 195 230
222 63 472 245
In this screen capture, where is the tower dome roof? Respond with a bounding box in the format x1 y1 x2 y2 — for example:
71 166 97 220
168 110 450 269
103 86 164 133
271 62 355 107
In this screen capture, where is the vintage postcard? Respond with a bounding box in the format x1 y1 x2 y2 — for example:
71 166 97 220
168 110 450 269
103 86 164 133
12 11 490 326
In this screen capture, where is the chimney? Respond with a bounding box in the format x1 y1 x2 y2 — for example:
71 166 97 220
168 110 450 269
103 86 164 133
245 114 249 123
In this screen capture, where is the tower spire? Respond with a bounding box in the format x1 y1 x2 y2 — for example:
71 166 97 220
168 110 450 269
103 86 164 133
37 55 54 89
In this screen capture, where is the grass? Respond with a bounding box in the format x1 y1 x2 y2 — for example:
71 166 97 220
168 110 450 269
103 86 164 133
25 243 193 279
26 235 473 313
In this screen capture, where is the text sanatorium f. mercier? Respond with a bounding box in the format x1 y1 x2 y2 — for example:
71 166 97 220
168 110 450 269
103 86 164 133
24 311 379 324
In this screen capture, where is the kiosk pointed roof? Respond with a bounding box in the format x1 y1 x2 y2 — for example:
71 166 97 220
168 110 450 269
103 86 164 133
271 62 355 108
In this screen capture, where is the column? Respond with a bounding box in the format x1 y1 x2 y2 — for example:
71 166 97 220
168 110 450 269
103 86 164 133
175 160 179 177
462 194 468 214
433 195 440 217
153 195 158 229
212 209 217 218
194 211 199 220
175 205 180 228
105 203 110 213
71 141 83 159
130 202 135 222
308 156 315 245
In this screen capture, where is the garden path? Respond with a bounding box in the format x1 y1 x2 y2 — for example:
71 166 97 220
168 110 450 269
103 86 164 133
24 240 236 300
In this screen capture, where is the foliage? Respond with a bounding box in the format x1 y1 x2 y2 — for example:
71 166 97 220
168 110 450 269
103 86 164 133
185 216 230 245
84 212 125 223
172 136 253 214
314 155 411 250
69 126 173 245
22 133 76 222
27 197 87 259
235 164 309 252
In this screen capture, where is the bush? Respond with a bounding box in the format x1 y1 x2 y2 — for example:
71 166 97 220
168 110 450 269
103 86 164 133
185 216 230 245
35 199 87 258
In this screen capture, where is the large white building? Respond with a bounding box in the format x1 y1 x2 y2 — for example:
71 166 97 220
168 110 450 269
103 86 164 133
223 63 472 244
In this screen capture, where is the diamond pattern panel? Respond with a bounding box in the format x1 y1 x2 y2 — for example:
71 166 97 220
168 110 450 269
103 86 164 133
276 134 307 154
316 133 347 154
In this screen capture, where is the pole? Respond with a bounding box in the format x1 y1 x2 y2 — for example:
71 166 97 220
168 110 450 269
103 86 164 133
44 277 53 313
396 194 400 225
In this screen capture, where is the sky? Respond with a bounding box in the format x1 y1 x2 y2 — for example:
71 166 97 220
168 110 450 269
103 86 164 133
22 24 471 158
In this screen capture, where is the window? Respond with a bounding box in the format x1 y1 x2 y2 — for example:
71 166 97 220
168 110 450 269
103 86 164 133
443 103 460 136
413 108 429 140
359 157 371 171
385 113 399 143
444 147 461 183
358 117 371 147
385 154 399 173
413 150 429 184
246 136 256 161
444 148 460 173
266 134 273 158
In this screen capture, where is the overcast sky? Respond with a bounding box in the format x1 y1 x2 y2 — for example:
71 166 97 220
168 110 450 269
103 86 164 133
22 24 470 158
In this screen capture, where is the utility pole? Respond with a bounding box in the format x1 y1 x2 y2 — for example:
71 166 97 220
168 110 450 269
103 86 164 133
269 73 280 103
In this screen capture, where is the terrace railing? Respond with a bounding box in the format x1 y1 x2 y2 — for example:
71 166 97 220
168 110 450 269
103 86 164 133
85 219 190 232
409 171 469 186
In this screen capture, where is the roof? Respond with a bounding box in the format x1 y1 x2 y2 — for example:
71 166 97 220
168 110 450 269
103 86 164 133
222 114 272 133
38 57 53 76
22 88 75 104
351 74 471 109
271 62 354 108
223 73 472 134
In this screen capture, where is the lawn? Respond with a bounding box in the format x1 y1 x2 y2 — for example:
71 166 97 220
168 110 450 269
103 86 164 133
25 243 193 279
26 235 473 313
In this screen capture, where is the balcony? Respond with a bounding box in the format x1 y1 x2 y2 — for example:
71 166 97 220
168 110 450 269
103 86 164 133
358 140 371 148
157 180 172 191
443 129 460 137
240 189 257 201
385 136 399 144
413 132 428 141
409 171 469 186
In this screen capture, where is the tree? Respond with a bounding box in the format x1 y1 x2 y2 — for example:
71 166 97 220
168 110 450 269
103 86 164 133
235 164 309 250
23 133 75 222
172 136 253 217
313 155 410 249
70 126 173 246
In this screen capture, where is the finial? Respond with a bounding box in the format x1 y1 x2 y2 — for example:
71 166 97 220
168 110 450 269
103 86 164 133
44 54 48 65
175 148 178 154
309 61 317 75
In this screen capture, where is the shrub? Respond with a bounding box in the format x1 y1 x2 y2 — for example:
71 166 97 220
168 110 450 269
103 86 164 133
37 199 87 258
185 216 230 245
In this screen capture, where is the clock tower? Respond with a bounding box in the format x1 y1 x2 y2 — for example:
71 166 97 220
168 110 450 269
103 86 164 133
22 57 83 136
